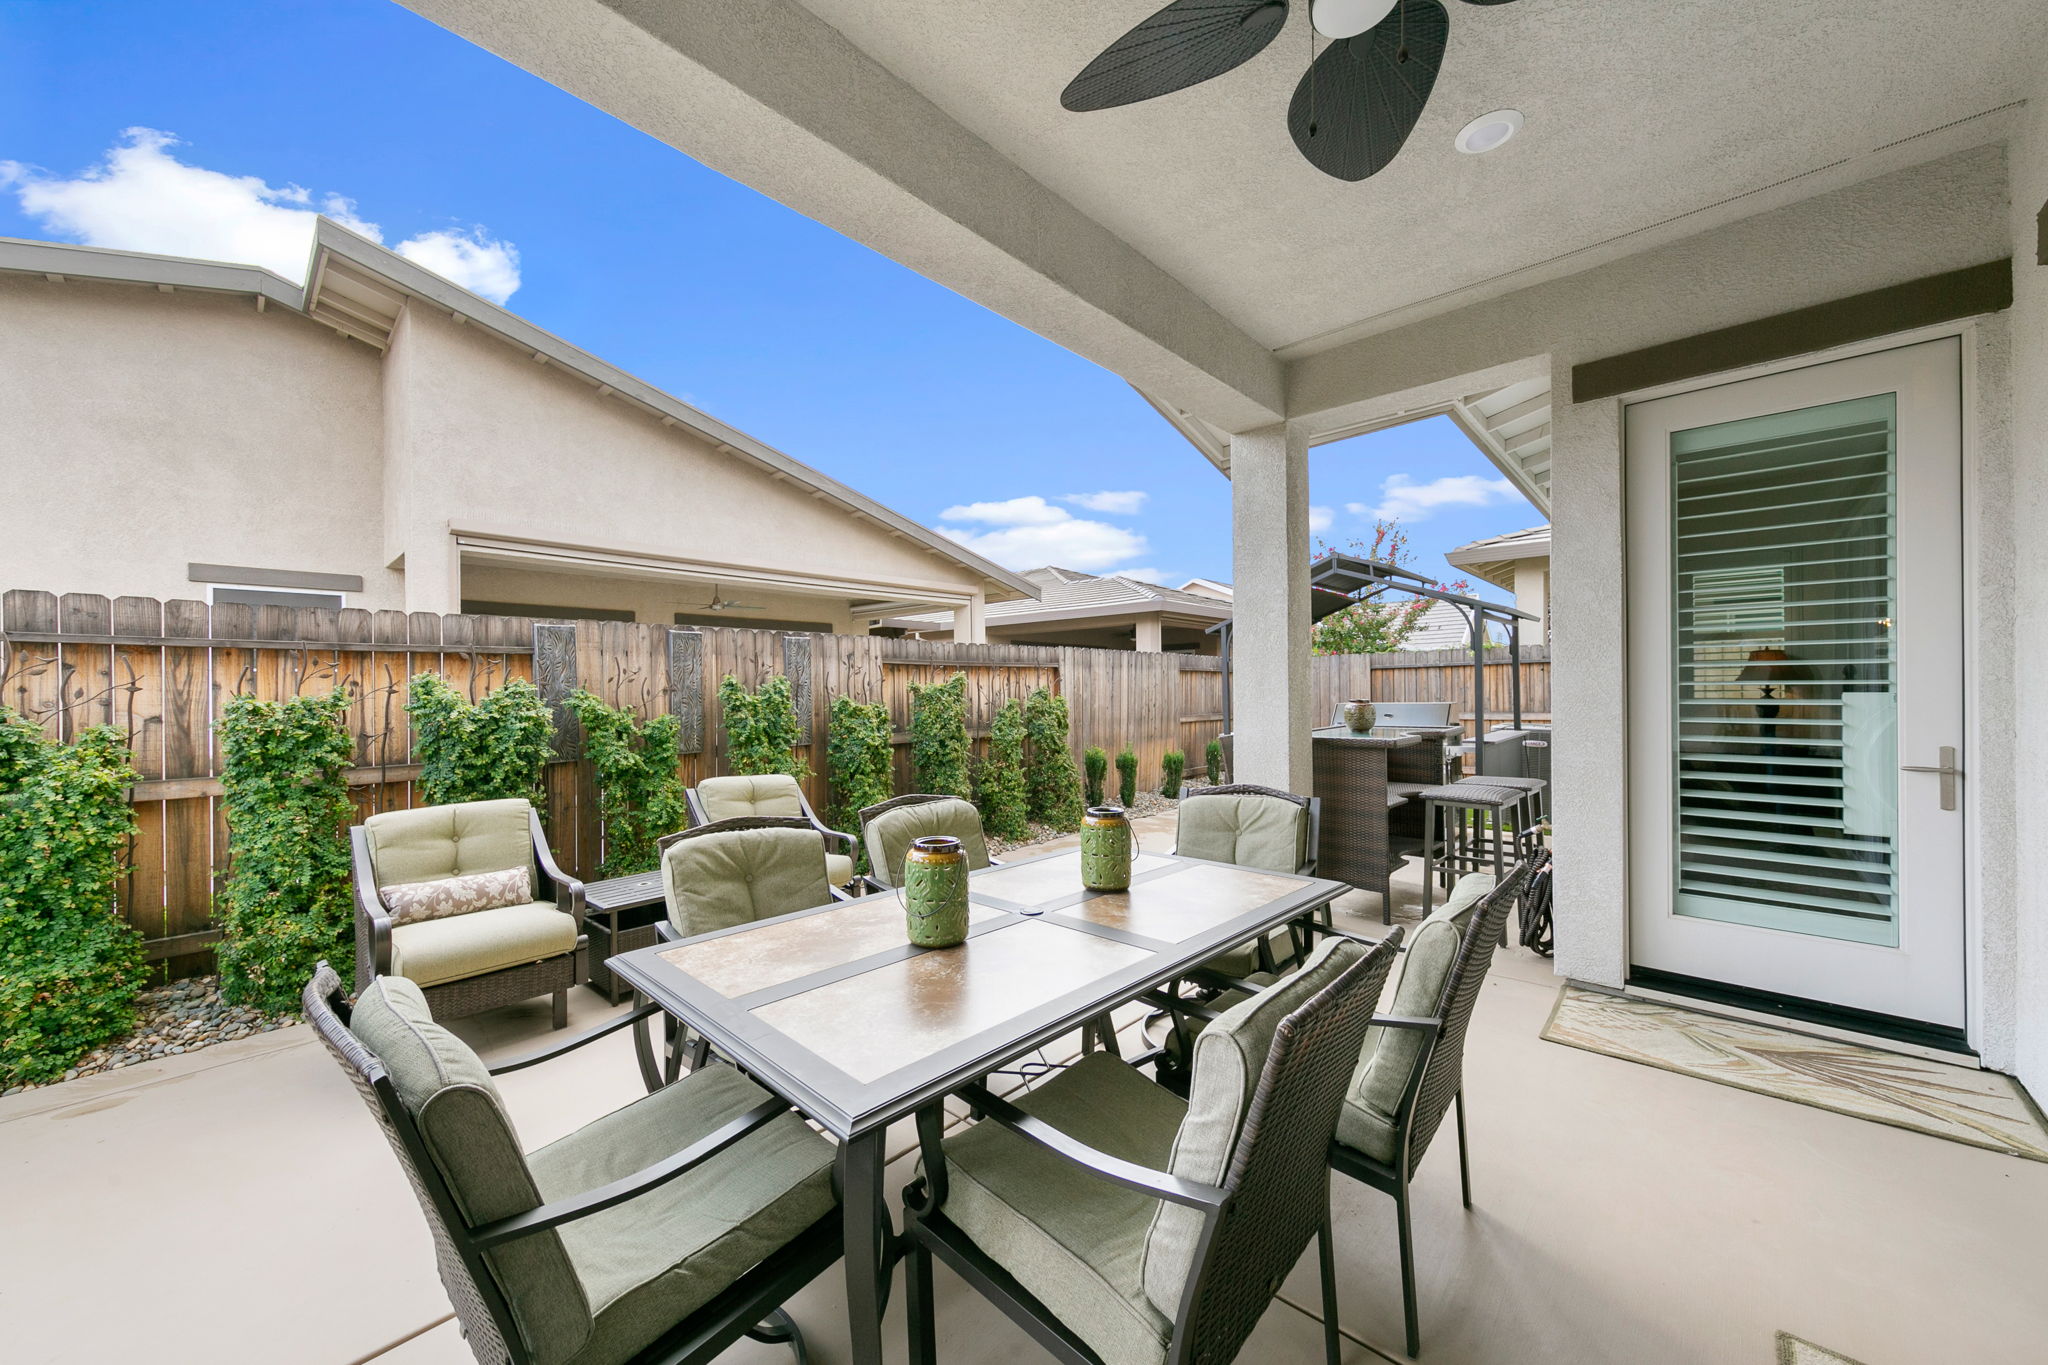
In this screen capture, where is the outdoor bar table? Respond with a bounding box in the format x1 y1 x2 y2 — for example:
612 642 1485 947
604 845 1349 1365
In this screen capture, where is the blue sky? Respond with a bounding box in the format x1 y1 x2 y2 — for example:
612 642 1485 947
0 0 1535 596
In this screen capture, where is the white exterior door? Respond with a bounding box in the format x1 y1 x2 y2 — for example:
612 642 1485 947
1626 338 1966 1029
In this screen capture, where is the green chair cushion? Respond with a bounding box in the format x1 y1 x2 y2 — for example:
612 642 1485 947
365 798 537 888
863 799 991 889
351 976 591 1364
939 1053 1183 1365
530 1064 837 1365
661 824 831 939
1173 793 1306 874
1337 872 1494 1163
825 851 855 888
388 903 577 989
1144 937 1363 1316
694 774 806 824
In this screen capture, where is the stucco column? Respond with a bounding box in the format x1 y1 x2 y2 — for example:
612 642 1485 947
953 592 987 644
1515 562 1549 642
1229 422 1312 792
402 528 462 616
1134 615 1163 653
1546 361 1628 990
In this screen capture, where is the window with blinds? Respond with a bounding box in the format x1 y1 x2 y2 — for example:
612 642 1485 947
1669 393 1900 946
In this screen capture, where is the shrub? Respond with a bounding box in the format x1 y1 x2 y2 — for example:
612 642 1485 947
216 690 357 1012
0 712 145 1084
977 699 1030 841
826 696 893 832
1161 749 1185 799
1023 688 1085 831
408 675 554 808
1082 746 1108 807
564 691 689 879
1115 746 1138 809
719 675 811 781
908 672 972 800
1205 737 1226 786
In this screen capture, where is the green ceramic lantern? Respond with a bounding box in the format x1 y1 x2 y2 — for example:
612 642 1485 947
901 835 970 948
1080 805 1136 891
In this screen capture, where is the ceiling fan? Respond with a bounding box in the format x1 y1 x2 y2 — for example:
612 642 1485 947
1061 0 1518 181
693 585 765 613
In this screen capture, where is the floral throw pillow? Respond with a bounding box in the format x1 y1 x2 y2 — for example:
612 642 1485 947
380 866 534 926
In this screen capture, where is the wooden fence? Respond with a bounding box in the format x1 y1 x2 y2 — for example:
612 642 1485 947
0 589 1544 979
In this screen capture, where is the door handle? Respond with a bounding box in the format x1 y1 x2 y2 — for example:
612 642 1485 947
1900 746 1961 812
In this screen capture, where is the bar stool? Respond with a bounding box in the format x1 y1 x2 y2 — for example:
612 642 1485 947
1462 774 1547 854
1418 783 1527 914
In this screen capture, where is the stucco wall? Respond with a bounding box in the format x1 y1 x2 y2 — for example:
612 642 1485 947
380 306 979 614
458 561 865 633
0 275 398 605
1287 144 2024 1066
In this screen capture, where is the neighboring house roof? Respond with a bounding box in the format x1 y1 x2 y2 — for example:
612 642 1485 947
1445 524 1551 594
890 565 1232 631
1177 577 1232 600
0 225 1038 606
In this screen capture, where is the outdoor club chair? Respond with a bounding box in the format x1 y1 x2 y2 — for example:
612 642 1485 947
303 963 841 1365
856 794 1001 891
1173 784 1323 978
353 798 586 1029
1328 862 1530 1358
901 931 1402 1365
686 774 859 889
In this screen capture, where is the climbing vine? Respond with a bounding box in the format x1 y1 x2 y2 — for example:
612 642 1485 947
908 672 972 800
215 690 357 1012
564 691 689 879
0 711 145 1085
719 675 811 781
826 696 893 832
408 676 554 809
977 698 1030 841
1023 687 1085 831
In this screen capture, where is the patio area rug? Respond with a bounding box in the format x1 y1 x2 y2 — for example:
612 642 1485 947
1541 986 2048 1162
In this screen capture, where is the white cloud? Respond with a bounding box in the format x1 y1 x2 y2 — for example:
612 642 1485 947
395 227 522 305
1309 504 1334 534
938 496 1071 526
1063 490 1148 515
1 127 521 303
937 493 1151 572
1350 473 1518 524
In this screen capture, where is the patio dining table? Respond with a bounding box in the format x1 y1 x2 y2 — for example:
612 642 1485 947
604 845 1350 1365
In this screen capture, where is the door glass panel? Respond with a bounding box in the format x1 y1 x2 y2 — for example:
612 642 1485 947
1669 394 1899 945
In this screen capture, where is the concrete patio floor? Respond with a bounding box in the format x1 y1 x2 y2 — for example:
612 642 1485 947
5 812 2044 1365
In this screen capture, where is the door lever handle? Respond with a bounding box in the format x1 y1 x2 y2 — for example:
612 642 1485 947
1899 746 1961 811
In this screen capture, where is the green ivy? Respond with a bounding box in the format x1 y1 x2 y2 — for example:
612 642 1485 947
215 690 357 1012
826 696 893 833
564 691 689 879
1205 737 1226 786
1082 746 1107 807
977 699 1030 841
1024 688 1084 831
0 712 145 1085
908 672 972 800
408 676 555 809
1116 746 1138 809
719 675 811 781
1161 749 1185 799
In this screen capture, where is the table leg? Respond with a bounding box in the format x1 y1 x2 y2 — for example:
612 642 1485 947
837 1127 894 1365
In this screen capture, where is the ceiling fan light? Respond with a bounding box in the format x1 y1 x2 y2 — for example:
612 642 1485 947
1313 0 1399 39
1455 108 1523 154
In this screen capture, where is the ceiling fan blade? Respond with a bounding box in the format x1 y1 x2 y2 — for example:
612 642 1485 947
1287 0 1448 180
1063 0 1292 113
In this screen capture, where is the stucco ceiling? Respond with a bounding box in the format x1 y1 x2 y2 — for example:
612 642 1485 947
793 0 2047 354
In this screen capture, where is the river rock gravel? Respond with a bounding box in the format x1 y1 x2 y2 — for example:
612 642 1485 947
1 975 298 1096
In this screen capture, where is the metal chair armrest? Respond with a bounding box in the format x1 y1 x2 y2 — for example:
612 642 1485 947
530 809 585 930
487 1001 664 1075
350 826 393 987
957 1083 1227 1210
1141 989 1228 1022
1296 918 1403 952
469 1098 788 1249
828 884 856 903
1370 1013 1442 1033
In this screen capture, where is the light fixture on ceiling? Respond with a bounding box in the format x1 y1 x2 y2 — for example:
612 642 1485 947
1312 0 1399 39
1455 108 1523 154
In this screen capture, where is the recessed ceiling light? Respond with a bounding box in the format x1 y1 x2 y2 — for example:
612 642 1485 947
1455 109 1523 154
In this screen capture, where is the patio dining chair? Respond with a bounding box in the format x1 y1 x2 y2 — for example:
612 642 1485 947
352 798 586 1029
687 774 859 889
303 962 842 1365
857 794 1000 891
901 931 1402 1365
1173 783 1323 978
